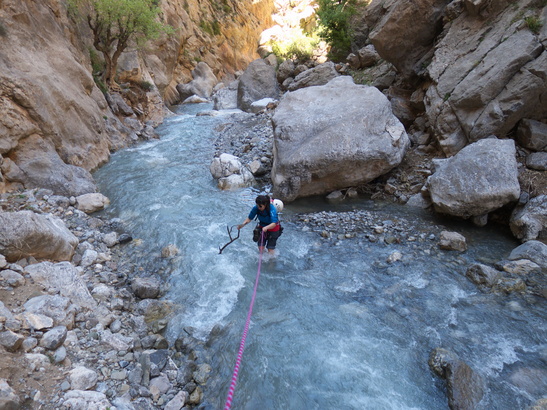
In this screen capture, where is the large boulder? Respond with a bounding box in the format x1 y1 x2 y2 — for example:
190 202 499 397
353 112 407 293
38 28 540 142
9 134 97 196
510 195 547 242
426 138 520 218
271 76 409 201
213 81 239 110
176 62 218 102
237 59 280 112
0 210 78 262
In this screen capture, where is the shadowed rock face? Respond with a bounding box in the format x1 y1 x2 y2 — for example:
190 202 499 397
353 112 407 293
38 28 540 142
271 76 409 201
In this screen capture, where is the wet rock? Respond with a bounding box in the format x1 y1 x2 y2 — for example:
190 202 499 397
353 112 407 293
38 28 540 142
465 264 500 289
439 231 467 252
429 347 485 410
132 277 161 299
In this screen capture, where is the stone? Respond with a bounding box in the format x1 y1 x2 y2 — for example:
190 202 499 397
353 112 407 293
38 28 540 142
75 193 110 213
161 245 179 258
427 139 520 218
164 390 188 410
0 211 78 262
70 366 98 391
103 232 118 247
149 374 171 401
502 260 541 275
25 261 97 310
517 119 547 152
132 277 161 299
24 295 75 329
272 76 409 201
212 80 239 110
176 62 218 102
210 153 255 190
466 264 500 288
508 240 547 269
510 195 547 242
439 231 467 252
424 13 546 156
526 152 547 171
0 330 24 352
193 363 212 385
237 59 280 112
429 347 484 410
62 390 111 408
40 326 68 350
0 269 25 287
21 312 54 331
287 61 339 92
0 379 20 409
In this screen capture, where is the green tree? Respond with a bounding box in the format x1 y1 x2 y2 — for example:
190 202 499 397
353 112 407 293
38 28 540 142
315 0 356 62
68 0 171 87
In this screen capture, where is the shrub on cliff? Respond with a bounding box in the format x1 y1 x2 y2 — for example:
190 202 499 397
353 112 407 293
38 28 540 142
67 0 172 87
316 0 356 61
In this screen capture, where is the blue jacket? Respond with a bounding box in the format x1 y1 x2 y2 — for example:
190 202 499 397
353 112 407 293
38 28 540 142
248 205 278 227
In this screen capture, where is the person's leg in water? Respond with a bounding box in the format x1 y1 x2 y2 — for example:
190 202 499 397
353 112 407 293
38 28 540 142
265 230 281 256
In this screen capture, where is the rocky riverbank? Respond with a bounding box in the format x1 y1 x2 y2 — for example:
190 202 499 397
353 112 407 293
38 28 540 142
0 189 215 409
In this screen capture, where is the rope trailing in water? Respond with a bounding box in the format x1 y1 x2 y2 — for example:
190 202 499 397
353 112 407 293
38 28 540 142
224 231 265 409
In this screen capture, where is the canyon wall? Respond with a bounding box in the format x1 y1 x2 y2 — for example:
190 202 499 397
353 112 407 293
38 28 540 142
0 0 274 195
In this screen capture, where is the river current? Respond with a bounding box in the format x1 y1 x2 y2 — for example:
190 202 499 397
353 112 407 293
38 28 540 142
94 103 546 409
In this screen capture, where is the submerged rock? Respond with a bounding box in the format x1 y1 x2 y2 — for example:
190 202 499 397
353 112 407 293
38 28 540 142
429 347 485 410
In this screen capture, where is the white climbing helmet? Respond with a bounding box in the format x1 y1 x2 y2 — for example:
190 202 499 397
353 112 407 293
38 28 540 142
272 198 284 213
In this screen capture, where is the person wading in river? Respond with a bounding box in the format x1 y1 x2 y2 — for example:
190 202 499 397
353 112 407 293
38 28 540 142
237 195 283 255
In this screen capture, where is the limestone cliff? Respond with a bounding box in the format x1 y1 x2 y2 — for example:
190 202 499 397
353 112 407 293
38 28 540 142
0 0 274 195
360 0 547 158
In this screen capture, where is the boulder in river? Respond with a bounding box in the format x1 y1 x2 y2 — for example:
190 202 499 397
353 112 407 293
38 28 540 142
426 138 520 219
271 76 409 201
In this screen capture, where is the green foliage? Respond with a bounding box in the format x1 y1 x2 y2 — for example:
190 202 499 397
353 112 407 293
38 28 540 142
139 80 154 91
524 15 543 34
88 47 104 74
270 34 319 63
212 0 232 14
315 0 356 62
200 19 221 36
88 47 108 93
68 0 172 86
346 69 372 85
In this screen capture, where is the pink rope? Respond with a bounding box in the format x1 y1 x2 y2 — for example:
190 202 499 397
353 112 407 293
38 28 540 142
224 232 265 409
